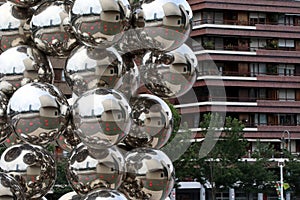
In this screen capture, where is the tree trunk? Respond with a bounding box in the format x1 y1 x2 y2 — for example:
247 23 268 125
211 187 217 200
209 162 216 200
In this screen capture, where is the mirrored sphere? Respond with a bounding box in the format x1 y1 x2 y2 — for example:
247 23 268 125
0 45 54 96
0 91 13 144
120 147 175 200
3 132 22 147
7 82 70 146
58 191 80 200
30 1 78 57
72 88 131 149
0 172 26 199
114 57 140 99
141 44 197 98
0 2 33 53
7 0 42 8
84 189 128 200
0 143 56 199
132 0 192 52
123 94 173 149
56 124 81 152
70 0 131 48
67 143 125 196
65 45 124 96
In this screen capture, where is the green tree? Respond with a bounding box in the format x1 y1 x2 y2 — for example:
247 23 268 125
51 157 73 199
237 142 277 195
199 114 247 200
174 113 247 200
284 155 300 197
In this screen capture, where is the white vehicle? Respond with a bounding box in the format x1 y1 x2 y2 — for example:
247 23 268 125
174 181 203 200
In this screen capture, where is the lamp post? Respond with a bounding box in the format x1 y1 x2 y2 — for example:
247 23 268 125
278 159 285 200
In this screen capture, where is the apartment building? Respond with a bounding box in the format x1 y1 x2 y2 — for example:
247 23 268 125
176 0 300 156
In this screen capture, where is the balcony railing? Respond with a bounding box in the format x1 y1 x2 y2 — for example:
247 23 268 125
199 96 299 102
193 18 300 27
197 70 299 77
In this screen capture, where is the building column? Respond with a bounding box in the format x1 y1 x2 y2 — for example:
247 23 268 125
258 193 263 200
229 188 235 200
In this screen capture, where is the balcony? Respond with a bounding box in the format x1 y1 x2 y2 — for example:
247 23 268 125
193 19 300 28
189 0 300 14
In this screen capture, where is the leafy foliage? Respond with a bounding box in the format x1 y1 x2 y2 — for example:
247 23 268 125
51 157 73 199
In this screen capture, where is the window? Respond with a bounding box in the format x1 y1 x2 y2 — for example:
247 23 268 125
254 114 267 125
250 39 266 51
278 64 295 76
284 15 294 26
202 11 214 23
279 89 295 101
249 13 266 25
278 39 295 47
279 114 296 126
259 88 267 100
250 63 266 76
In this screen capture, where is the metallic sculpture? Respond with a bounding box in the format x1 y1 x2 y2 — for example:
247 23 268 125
0 2 33 53
67 143 125 195
65 45 124 96
72 88 131 149
120 147 175 200
0 172 25 199
56 123 81 152
131 0 193 53
0 45 54 96
0 91 13 144
8 0 42 8
7 82 70 146
70 0 131 48
83 189 128 200
124 94 173 149
0 143 56 199
30 1 78 57
141 43 197 98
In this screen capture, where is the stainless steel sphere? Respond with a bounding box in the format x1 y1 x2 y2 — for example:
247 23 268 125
70 0 131 48
58 191 80 200
67 143 125 196
30 1 78 57
7 82 70 146
0 45 54 96
0 143 56 199
123 94 172 149
7 0 42 7
56 124 81 152
0 91 13 144
120 147 175 200
0 172 26 199
65 45 124 96
132 0 193 52
72 88 131 149
0 2 33 53
83 189 128 200
141 44 197 98
3 132 22 147
114 57 140 99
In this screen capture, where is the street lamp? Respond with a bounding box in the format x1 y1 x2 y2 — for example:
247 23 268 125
278 159 285 200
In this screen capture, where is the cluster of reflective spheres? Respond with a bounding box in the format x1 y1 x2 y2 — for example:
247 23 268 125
0 0 198 199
